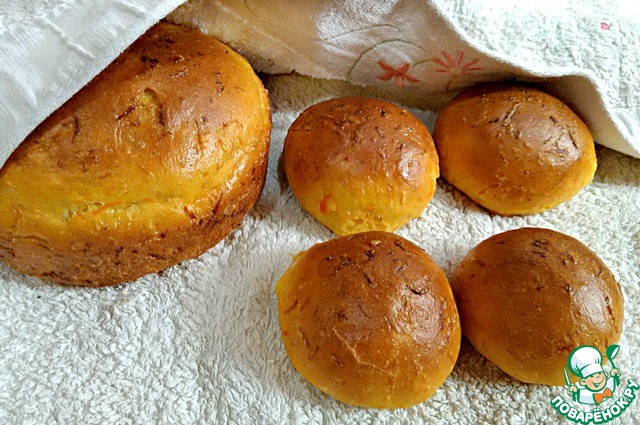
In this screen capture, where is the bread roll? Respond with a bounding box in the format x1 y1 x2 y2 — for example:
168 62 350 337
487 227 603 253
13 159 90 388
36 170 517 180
450 228 623 386
433 83 596 215
0 22 271 286
276 231 460 408
283 97 439 235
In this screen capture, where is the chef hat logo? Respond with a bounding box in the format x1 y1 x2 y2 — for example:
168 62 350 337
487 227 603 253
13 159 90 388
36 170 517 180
568 346 604 379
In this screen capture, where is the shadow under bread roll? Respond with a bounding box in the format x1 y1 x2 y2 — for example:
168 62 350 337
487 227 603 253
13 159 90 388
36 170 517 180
0 22 271 286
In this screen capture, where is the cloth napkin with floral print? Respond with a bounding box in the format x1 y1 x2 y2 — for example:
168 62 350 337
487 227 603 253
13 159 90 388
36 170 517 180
170 0 640 158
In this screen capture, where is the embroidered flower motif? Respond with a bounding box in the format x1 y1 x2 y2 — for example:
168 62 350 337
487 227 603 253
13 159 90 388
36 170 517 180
600 22 610 30
433 51 482 76
377 60 420 88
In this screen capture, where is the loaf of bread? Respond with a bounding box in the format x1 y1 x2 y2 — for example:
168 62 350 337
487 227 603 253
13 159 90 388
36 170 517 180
276 231 460 408
433 83 596 215
0 22 271 286
450 228 624 385
283 97 439 235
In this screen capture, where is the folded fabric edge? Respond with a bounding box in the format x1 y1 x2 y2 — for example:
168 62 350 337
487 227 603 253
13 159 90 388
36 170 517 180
431 2 640 159
0 0 187 169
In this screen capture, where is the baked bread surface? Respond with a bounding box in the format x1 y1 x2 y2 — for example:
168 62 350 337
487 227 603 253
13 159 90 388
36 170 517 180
284 97 439 235
0 22 271 286
433 83 596 215
450 228 623 385
276 231 461 408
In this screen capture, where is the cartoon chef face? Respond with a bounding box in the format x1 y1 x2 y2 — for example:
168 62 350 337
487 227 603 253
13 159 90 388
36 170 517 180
581 371 608 392
568 345 608 393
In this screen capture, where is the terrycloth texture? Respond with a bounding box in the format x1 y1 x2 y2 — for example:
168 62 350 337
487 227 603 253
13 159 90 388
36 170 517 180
1 74 639 424
1 0 640 169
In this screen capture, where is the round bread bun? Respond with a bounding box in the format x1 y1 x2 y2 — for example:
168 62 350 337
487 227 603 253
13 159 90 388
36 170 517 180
276 231 461 408
0 22 271 286
283 97 439 235
450 228 624 386
433 83 597 215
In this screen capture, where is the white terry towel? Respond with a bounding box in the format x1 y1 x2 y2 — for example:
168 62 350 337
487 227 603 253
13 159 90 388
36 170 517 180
0 1 639 424
1 73 639 425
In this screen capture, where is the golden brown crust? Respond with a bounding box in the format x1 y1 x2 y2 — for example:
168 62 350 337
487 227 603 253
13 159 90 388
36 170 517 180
450 228 624 385
0 22 271 286
283 97 439 235
276 231 461 408
433 83 597 215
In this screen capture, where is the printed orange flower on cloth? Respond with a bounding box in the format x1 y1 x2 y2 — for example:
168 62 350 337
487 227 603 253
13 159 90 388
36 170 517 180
433 50 482 76
377 60 420 88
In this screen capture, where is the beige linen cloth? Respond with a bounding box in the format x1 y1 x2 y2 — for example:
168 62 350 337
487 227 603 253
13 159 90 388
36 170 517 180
0 1 639 424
